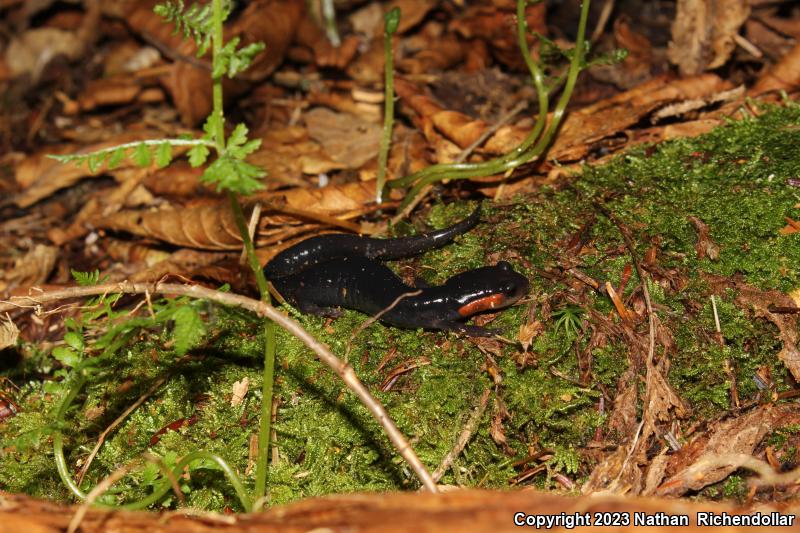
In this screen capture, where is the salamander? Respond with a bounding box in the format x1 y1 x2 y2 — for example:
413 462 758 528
264 206 529 336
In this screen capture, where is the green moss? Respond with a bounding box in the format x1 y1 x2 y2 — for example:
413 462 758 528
3 104 800 509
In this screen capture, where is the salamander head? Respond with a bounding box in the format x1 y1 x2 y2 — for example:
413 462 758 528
442 261 529 318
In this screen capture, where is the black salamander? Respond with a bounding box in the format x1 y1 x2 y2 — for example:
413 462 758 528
264 206 529 336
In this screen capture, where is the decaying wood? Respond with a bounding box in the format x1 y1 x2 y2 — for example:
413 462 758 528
1 489 797 533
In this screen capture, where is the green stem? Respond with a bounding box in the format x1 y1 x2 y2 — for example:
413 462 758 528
228 193 269 296
228 193 276 504
210 0 226 153
52 374 253 511
254 320 276 505
390 0 590 210
119 451 253 512
53 375 89 500
207 0 276 504
375 8 400 204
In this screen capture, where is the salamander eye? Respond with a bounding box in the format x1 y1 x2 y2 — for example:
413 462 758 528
497 261 511 270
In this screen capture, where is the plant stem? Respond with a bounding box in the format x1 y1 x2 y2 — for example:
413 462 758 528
389 0 591 210
210 0 276 504
13 281 438 493
375 8 400 204
53 375 89 500
228 192 277 504
210 0 227 154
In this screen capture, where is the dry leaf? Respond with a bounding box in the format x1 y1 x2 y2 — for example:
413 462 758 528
303 107 381 169
96 203 243 250
6 28 87 81
77 77 145 111
3 244 59 289
706 274 800 381
490 397 514 456
642 449 670 496
643 359 690 425
399 31 465 76
656 405 800 496
668 0 750 76
450 2 547 71
607 369 639 437
231 378 249 407
518 320 542 352
248 126 346 188
581 445 644 495
546 74 731 163
778 217 800 236
687 215 720 260
0 317 20 350
256 180 381 214
591 17 653 89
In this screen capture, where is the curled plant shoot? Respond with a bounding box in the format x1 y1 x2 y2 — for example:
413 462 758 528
388 0 591 210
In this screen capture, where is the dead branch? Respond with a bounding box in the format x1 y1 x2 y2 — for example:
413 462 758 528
0 281 437 493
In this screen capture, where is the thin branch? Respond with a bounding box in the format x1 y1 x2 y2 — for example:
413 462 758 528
673 453 800 489
68 458 144 533
76 376 169 486
432 388 491 483
0 281 438 493
346 289 422 358
594 202 655 365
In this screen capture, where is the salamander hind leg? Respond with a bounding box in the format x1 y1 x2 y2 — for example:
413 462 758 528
294 300 344 318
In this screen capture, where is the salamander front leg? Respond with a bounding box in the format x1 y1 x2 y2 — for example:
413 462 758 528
433 320 497 337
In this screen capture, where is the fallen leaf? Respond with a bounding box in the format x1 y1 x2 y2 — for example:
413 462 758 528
656 404 800 496
303 107 381 169
607 369 639 437
778 217 800 235
705 274 800 381
95 202 245 250
0 317 20 350
751 42 800 95
230 378 249 407
687 215 720 259
518 320 543 352
6 28 87 81
2 244 59 289
668 0 750 76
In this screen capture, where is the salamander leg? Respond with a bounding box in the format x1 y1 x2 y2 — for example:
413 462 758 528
295 301 344 318
454 324 498 337
434 320 497 337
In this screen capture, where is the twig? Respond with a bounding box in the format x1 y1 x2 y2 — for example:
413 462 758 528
346 289 422 359
0 281 438 493
461 101 528 164
68 458 144 533
390 101 526 225
432 389 491 483
674 453 800 489
390 184 432 225
590 0 616 43
594 202 655 365
139 30 210 71
76 376 169 486
240 203 262 265
594 203 658 490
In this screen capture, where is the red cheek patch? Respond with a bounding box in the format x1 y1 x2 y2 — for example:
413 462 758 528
458 294 508 317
